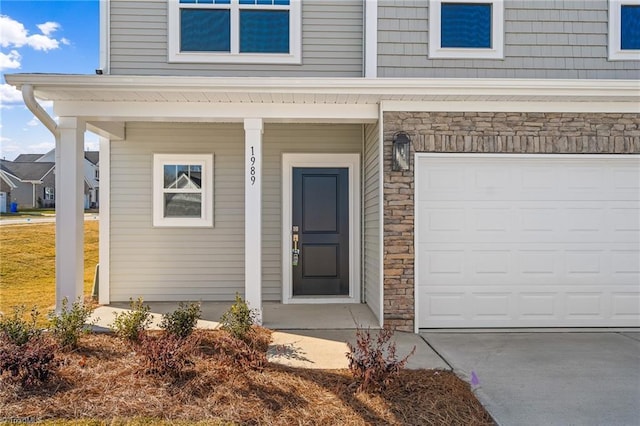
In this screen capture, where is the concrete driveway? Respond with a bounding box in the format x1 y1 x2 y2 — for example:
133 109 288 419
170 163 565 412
421 332 640 426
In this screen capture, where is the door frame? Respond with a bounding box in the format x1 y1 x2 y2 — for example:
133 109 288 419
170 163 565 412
282 153 361 304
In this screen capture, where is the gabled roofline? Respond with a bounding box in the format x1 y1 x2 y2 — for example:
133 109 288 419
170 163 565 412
0 170 18 189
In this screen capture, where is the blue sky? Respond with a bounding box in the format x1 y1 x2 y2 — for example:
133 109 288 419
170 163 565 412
0 0 100 160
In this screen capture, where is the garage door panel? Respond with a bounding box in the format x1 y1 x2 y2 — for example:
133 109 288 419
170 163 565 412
419 244 637 286
420 286 639 327
416 155 640 328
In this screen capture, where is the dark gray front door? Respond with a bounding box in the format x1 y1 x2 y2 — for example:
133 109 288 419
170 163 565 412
292 167 349 296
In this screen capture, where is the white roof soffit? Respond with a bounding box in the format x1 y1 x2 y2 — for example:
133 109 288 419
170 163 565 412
4 75 639 117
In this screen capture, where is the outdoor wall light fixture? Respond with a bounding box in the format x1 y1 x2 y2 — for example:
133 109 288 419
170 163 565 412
392 132 411 171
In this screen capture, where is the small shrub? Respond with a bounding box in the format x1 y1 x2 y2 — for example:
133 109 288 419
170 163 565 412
0 336 58 387
159 302 202 339
136 332 198 378
0 305 42 346
213 330 267 371
48 297 98 349
220 294 256 341
110 297 152 342
346 327 416 393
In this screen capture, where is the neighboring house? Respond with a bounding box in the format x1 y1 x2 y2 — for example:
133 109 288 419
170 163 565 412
5 0 639 331
35 149 100 209
0 158 56 208
3 150 100 210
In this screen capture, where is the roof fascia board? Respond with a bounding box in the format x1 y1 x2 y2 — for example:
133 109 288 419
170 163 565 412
5 75 639 101
0 170 18 188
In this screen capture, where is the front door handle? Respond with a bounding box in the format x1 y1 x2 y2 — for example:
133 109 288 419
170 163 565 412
292 232 300 266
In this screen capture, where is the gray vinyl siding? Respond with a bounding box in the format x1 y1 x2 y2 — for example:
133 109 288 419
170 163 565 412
262 123 363 301
109 122 245 302
363 122 381 323
378 0 640 79
109 0 363 77
109 122 362 303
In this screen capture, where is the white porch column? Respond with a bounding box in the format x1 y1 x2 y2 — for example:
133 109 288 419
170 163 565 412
55 117 86 310
244 118 263 323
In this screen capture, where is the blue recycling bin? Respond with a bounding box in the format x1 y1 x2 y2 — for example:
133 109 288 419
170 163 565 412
10 202 17 213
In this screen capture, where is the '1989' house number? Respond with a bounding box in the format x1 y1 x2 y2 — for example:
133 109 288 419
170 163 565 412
250 146 256 185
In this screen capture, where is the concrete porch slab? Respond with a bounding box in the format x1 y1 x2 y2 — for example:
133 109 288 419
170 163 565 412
90 301 380 331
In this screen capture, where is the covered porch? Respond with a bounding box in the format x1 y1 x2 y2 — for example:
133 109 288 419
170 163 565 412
6 75 384 329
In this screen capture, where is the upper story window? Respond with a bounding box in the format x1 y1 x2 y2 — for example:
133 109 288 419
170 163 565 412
168 0 301 64
609 0 640 60
153 154 214 228
429 0 504 59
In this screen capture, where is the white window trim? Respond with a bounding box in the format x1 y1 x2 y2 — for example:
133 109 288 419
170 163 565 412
609 0 640 61
153 154 213 228
429 0 504 59
168 0 301 64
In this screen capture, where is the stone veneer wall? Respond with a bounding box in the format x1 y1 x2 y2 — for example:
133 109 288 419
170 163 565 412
382 112 640 331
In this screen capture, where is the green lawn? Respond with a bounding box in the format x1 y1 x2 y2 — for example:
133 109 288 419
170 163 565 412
0 221 98 315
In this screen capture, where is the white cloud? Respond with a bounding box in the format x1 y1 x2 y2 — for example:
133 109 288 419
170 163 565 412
0 83 23 106
61 38 70 46
0 15 63 52
0 49 21 70
0 140 21 160
27 117 40 127
26 141 55 153
36 22 59 36
85 138 100 151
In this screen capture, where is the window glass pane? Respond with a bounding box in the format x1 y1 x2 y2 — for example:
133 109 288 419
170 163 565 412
621 5 640 50
181 9 231 52
164 165 177 188
274 0 290 4
240 10 289 53
164 193 202 218
441 3 492 48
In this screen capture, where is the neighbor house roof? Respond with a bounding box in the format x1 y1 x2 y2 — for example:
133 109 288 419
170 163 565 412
85 151 99 165
0 160 55 182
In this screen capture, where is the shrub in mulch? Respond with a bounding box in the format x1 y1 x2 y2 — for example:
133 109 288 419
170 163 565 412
198 326 272 371
135 331 200 378
346 327 416 393
0 332 494 425
0 335 58 388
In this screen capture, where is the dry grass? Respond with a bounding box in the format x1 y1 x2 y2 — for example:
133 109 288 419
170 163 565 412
0 332 493 426
0 221 98 316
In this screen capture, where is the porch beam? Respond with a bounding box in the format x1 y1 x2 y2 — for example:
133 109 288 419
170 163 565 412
244 118 263 324
55 117 86 311
86 121 125 141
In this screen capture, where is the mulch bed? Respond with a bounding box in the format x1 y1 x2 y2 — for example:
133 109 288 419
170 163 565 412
0 332 494 425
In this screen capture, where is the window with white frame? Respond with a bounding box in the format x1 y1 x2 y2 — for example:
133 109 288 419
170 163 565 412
153 154 213 227
609 0 640 60
168 0 301 64
44 187 54 201
429 0 504 59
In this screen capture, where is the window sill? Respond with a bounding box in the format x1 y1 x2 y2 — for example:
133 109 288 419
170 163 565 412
168 51 302 65
608 50 640 61
429 47 504 60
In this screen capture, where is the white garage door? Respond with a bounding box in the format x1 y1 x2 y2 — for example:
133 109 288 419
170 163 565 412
416 154 640 328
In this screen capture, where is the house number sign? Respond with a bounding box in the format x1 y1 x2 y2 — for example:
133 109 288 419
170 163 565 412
249 146 257 186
